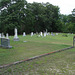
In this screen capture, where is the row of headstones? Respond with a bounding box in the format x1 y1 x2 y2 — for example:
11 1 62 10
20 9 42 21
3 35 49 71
14 28 59 39
0 28 58 49
31 32 58 37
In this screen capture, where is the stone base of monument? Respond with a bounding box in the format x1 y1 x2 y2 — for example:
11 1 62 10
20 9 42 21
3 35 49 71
0 45 12 49
13 38 19 41
0 38 12 49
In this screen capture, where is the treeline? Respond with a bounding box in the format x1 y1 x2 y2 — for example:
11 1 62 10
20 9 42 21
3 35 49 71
0 0 75 35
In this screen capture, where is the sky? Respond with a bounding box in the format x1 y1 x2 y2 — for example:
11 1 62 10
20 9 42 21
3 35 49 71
27 0 75 15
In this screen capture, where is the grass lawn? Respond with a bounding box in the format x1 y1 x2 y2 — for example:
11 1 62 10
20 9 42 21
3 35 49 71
0 46 75 75
0 33 75 75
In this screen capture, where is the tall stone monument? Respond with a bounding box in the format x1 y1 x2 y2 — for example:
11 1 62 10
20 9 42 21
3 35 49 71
13 28 19 41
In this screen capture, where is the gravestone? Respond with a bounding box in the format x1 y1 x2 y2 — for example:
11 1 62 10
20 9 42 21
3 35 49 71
40 32 43 36
13 28 19 41
0 33 1 38
73 36 75 47
56 33 58 35
2 33 5 38
23 32 26 36
47 32 50 35
51 32 55 36
31 32 33 37
0 38 12 48
51 32 53 35
6 33 9 39
44 32 46 37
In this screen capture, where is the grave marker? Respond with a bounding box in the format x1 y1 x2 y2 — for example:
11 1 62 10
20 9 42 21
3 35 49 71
23 32 26 36
0 33 1 38
13 28 19 41
40 32 43 36
44 32 46 37
6 33 9 39
31 32 33 37
0 38 12 48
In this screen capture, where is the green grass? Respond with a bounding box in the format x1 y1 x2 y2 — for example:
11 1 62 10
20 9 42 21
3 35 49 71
0 47 75 75
0 33 73 65
0 33 75 75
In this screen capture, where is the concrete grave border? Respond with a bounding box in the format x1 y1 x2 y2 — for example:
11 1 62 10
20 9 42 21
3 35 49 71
0 46 74 69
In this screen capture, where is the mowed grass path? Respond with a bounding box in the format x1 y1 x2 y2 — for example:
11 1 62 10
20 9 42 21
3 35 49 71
0 33 74 65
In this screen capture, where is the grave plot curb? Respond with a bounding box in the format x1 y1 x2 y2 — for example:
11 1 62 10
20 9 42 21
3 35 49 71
0 46 74 69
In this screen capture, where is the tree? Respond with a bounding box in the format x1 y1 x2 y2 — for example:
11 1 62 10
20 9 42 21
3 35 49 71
0 1 60 34
0 0 27 34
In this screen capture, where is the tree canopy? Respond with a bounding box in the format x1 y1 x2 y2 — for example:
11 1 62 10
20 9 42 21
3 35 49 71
0 0 75 35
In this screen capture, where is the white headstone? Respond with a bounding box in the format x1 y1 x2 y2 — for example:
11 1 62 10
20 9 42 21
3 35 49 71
56 33 58 35
13 28 19 41
0 33 1 38
40 32 43 36
6 33 9 39
31 32 33 37
44 32 46 37
2 33 5 38
23 32 26 36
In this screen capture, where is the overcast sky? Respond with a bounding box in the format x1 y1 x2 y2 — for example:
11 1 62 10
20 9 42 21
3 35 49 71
27 0 75 15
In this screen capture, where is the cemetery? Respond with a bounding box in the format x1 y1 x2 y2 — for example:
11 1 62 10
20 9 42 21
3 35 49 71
0 0 75 75
0 31 75 74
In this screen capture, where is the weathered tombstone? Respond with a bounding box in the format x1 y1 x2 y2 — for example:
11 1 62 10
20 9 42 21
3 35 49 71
51 32 53 35
0 38 12 48
73 36 75 47
6 33 9 39
44 32 46 37
0 33 1 38
23 32 26 36
2 33 5 38
13 28 19 41
31 32 33 37
51 32 55 36
46 29 48 35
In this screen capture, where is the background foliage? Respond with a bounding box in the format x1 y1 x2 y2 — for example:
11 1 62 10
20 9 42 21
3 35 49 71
0 0 75 35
